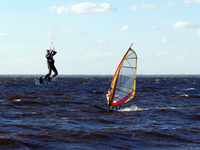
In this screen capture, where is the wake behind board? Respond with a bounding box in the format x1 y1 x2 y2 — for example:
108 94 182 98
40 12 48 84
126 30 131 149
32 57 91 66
93 104 119 112
35 77 56 85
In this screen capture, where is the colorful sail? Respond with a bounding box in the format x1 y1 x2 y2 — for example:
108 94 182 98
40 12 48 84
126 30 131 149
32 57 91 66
109 44 137 106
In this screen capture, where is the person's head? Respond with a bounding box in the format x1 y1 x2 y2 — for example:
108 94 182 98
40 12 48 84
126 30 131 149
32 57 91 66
46 50 50 54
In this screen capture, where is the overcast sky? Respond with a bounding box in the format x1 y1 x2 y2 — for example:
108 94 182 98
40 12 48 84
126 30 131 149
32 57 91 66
0 0 200 75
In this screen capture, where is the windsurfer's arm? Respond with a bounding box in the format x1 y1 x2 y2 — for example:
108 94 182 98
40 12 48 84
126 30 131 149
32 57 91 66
106 94 110 104
115 94 119 97
106 94 109 100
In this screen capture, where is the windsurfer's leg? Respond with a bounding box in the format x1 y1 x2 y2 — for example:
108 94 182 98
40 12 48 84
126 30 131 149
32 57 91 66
108 104 112 108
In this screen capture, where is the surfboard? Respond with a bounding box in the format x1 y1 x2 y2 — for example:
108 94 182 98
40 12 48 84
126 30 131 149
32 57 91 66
35 77 56 85
93 104 119 112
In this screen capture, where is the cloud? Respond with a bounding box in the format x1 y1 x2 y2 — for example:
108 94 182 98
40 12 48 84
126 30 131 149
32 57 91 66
94 39 108 44
176 56 185 61
173 21 198 28
0 33 9 36
168 2 177 6
160 36 170 43
84 52 111 61
131 5 138 10
176 52 188 62
10 14 14 18
121 25 131 31
184 0 200 4
157 51 169 57
131 4 156 10
151 26 159 29
32 14 36 18
197 30 200 36
62 27 80 34
50 2 117 14
3 55 41 66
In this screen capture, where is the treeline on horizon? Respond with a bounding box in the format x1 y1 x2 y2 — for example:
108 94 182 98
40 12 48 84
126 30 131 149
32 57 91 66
0 74 200 77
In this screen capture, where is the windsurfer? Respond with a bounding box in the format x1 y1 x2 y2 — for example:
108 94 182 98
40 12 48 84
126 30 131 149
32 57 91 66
106 88 120 109
106 88 111 104
42 48 58 81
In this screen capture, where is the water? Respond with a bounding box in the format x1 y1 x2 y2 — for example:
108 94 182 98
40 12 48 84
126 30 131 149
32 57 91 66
0 76 200 149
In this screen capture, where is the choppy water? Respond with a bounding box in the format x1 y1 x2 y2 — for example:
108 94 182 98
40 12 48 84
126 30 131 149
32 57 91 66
0 76 200 149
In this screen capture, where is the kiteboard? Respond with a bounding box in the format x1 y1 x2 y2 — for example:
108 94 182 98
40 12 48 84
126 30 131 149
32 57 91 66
93 104 119 112
35 77 56 85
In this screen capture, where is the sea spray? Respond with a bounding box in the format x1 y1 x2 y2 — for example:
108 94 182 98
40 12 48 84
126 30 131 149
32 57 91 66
119 105 145 112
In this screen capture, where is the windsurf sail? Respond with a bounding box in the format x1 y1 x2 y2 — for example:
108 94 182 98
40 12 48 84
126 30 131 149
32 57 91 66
109 44 137 106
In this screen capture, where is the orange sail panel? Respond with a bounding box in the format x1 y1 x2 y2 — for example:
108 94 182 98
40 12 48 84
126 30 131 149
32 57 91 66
109 46 137 106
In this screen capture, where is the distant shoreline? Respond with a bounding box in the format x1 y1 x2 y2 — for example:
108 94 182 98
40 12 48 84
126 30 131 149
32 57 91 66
0 74 200 77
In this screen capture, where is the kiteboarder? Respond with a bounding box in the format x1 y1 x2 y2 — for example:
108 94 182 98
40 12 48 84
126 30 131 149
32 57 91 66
42 48 58 81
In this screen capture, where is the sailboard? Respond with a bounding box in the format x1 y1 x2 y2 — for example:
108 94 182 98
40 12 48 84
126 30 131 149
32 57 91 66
35 77 56 85
93 104 118 112
94 43 137 111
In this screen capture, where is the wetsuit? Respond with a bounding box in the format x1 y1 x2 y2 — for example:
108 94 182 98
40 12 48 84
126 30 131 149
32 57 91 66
44 50 58 79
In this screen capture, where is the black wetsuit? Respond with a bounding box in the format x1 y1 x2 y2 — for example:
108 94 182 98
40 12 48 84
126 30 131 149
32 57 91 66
44 51 58 78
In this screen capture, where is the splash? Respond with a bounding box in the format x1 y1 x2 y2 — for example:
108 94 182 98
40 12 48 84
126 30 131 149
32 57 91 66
119 105 146 112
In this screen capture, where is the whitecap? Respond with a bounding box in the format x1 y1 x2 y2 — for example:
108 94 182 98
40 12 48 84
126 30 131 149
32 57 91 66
13 99 21 101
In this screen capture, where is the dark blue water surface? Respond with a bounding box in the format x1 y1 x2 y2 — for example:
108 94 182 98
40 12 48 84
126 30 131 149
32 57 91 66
0 76 200 149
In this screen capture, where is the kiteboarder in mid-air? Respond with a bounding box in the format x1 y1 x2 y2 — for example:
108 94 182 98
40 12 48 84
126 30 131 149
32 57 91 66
42 47 58 81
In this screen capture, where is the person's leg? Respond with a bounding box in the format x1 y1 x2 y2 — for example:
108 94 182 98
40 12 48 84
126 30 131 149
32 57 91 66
51 64 58 78
43 65 52 79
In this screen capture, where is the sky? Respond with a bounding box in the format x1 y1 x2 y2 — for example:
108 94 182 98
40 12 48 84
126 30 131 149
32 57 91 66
0 0 200 75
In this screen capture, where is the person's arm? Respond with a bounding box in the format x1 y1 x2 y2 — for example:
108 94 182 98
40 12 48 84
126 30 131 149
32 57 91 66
51 50 57 56
115 94 119 97
45 54 51 59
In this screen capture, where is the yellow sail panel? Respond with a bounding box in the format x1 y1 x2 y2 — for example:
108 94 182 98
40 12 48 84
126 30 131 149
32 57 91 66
109 46 137 106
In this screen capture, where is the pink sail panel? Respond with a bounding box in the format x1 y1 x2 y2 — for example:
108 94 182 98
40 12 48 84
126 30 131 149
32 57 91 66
112 91 133 106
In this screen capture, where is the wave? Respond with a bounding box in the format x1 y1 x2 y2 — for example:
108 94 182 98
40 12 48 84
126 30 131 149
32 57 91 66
179 94 200 98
